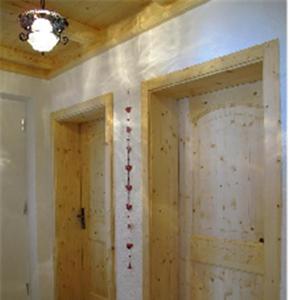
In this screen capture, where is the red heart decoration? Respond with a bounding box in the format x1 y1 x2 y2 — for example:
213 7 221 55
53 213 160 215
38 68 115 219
125 106 132 113
125 165 133 172
126 243 133 249
126 126 132 133
128 262 132 270
125 184 133 191
126 203 133 210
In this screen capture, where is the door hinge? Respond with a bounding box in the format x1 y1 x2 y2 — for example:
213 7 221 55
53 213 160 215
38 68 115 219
81 247 84 269
23 201 28 215
21 118 26 132
77 207 86 229
25 282 30 296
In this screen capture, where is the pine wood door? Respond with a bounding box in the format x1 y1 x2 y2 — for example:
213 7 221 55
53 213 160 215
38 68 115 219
54 94 115 300
80 119 108 300
179 81 266 299
54 121 83 300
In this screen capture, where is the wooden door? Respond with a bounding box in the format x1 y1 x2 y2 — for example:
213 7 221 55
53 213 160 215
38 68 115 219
54 121 83 300
53 94 115 300
80 119 108 300
179 81 265 299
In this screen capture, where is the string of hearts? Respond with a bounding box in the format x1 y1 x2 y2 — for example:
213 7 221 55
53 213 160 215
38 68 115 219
125 106 133 270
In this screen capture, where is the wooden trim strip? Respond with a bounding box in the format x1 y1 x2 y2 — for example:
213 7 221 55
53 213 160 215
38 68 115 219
144 41 266 93
0 58 49 79
52 93 111 123
262 40 282 300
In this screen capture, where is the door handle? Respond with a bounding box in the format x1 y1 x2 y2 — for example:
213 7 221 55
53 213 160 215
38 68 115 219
77 207 86 229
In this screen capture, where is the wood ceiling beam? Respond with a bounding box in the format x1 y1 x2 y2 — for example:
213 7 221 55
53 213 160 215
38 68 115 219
0 1 101 45
152 0 175 5
0 45 55 70
65 19 103 45
48 0 209 78
0 58 49 79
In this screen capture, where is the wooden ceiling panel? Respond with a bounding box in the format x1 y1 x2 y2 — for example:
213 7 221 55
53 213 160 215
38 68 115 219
0 0 209 79
41 0 151 29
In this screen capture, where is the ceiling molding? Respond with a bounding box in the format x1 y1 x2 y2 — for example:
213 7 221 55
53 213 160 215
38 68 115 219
0 58 49 79
65 19 102 45
0 45 55 70
152 0 176 5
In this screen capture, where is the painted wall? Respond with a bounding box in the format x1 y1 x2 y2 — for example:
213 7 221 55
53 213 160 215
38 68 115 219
0 72 50 300
0 0 287 299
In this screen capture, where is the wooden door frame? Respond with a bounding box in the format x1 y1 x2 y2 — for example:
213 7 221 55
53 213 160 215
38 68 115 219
141 40 282 300
51 93 115 300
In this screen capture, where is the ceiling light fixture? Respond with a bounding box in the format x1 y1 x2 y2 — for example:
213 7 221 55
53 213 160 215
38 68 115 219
19 0 69 53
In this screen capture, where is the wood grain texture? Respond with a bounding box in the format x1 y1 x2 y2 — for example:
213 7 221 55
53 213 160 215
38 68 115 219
53 121 82 300
155 62 263 99
191 236 264 274
0 45 54 69
185 81 265 299
81 119 107 300
149 94 179 300
262 40 282 300
191 263 263 300
178 98 193 300
153 0 175 5
0 58 50 79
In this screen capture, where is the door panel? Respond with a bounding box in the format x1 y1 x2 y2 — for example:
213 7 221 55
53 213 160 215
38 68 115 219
0 98 30 300
179 81 265 299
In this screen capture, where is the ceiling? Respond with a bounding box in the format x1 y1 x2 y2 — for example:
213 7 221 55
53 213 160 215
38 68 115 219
0 0 207 79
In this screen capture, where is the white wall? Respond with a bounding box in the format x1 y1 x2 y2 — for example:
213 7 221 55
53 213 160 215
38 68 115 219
0 0 287 299
0 71 52 300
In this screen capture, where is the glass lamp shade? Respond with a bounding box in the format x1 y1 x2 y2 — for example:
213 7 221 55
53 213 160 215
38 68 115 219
27 18 59 52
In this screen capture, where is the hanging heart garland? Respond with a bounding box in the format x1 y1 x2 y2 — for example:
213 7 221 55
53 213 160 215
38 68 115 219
125 106 134 270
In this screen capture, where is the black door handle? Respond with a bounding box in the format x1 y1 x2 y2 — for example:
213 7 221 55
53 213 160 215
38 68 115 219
77 207 86 229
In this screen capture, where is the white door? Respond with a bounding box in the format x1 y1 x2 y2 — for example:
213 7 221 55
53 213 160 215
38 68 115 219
0 97 30 300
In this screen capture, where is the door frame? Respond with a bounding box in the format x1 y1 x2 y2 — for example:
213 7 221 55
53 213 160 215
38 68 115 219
51 93 115 300
141 40 282 300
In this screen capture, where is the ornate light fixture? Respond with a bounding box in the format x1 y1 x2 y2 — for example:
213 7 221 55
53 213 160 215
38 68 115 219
19 0 69 53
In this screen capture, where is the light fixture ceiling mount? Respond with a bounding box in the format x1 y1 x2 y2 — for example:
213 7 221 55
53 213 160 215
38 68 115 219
19 0 69 53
